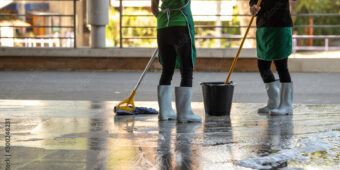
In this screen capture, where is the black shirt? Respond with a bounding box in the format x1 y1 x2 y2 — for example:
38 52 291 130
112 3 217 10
249 0 293 28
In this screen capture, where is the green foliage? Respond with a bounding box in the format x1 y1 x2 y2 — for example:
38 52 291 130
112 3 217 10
106 5 241 48
221 5 241 48
293 0 340 46
193 5 241 48
106 7 157 47
0 12 12 20
194 21 216 48
106 1 338 48
106 8 120 47
295 0 340 13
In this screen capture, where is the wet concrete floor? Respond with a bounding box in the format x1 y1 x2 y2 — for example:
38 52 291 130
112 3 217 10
0 100 339 170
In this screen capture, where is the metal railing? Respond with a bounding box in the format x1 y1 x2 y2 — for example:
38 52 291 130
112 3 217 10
117 0 340 51
0 0 77 48
293 35 340 53
1 0 339 51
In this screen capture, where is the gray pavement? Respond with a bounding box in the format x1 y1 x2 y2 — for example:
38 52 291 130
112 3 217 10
0 71 340 104
0 71 340 169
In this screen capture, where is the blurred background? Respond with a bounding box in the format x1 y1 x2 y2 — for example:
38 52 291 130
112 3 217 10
0 0 339 51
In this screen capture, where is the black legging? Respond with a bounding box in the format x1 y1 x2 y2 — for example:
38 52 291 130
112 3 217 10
258 58 291 83
157 26 193 87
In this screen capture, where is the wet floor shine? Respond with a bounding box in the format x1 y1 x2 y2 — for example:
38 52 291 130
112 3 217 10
0 100 339 170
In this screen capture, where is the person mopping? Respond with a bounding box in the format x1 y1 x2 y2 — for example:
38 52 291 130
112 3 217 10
250 0 294 115
151 0 201 122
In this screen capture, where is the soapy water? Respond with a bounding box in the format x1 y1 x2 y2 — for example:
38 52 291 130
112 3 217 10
237 131 340 169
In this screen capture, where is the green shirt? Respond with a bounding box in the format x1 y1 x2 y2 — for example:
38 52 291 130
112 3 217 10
157 0 187 29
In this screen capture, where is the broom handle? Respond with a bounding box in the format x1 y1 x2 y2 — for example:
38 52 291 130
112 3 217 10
225 0 262 84
134 48 159 91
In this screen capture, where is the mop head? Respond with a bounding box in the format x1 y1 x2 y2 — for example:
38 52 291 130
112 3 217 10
114 106 158 115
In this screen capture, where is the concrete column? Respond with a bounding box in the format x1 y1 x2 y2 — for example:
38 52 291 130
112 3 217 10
18 3 26 21
76 0 84 46
87 0 109 48
91 26 106 48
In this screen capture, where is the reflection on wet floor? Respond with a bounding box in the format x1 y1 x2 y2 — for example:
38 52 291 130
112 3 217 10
0 100 339 170
249 116 294 169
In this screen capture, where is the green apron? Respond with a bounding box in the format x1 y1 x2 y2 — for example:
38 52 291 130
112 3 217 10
157 0 196 68
256 27 292 61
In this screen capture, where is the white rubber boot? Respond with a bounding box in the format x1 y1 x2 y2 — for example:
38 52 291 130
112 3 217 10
158 85 176 121
175 87 202 123
258 80 280 114
270 82 293 116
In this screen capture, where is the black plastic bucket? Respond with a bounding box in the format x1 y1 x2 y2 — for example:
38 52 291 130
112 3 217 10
200 82 234 116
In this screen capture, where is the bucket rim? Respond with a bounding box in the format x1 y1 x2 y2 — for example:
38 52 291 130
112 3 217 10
200 81 234 86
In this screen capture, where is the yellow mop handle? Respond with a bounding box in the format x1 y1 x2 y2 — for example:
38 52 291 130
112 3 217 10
225 0 262 84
